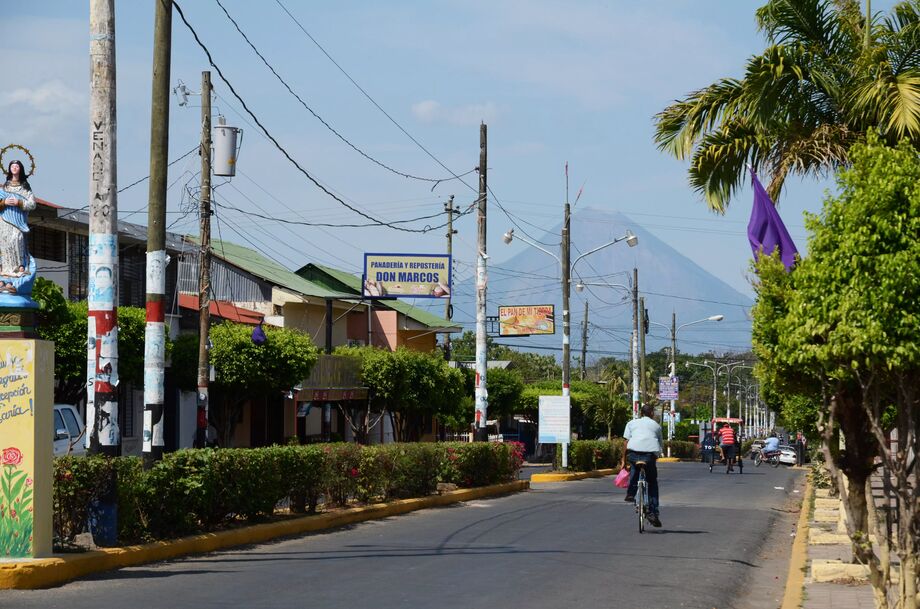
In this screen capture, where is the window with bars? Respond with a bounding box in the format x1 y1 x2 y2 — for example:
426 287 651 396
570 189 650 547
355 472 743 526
68 233 88 301
118 383 137 438
28 225 66 262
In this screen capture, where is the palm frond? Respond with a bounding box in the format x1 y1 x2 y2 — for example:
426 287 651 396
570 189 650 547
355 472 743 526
765 122 854 201
688 122 764 213
849 71 920 140
756 0 838 49
653 79 744 160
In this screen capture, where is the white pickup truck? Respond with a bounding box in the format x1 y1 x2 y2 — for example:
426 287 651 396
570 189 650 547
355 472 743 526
53 404 86 457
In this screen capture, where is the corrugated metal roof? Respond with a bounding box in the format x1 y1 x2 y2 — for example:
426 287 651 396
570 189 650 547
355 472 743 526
299 263 458 330
188 237 354 300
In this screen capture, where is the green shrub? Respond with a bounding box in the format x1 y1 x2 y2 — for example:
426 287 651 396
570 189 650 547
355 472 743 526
740 438 755 457
663 440 699 460
52 441 524 545
554 440 625 471
53 455 118 544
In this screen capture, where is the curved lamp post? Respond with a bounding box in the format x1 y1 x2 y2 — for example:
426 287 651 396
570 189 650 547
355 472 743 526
503 227 637 468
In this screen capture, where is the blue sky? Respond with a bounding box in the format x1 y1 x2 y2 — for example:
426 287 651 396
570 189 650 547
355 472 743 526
8 1 893 312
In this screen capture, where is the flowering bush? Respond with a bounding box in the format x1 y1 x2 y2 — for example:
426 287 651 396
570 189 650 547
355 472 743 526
53 441 524 545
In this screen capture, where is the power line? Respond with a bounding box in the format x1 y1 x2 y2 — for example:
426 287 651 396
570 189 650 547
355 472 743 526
273 0 479 196
117 146 199 194
172 0 451 234
213 197 454 229
213 0 475 187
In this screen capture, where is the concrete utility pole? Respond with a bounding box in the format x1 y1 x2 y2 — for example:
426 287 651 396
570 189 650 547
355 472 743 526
443 195 457 361
474 123 488 439
560 177 572 466
668 311 677 456
87 0 120 456
561 201 571 397
638 296 647 404
631 268 639 419
580 300 588 380
195 71 212 449
143 0 172 466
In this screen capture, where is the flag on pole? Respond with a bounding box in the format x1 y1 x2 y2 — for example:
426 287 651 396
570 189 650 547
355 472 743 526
747 170 799 270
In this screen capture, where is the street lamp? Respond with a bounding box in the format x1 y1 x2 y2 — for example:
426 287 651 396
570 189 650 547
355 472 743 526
504 226 637 469
719 363 753 418
649 314 723 456
574 280 631 294
686 360 718 420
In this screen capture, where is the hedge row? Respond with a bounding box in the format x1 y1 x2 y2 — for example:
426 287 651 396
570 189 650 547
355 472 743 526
552 439 700 471
663 440 699 460
53 441 524 545
553 440 626 471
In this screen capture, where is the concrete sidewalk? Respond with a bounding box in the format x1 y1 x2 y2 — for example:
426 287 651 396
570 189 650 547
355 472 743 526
799 486 877 609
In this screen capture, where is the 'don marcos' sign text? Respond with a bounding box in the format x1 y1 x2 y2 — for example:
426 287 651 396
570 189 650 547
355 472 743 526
363 253 451 299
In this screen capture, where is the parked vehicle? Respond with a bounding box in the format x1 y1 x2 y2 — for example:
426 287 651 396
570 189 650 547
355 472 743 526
777 444 797 465
53 404 86 457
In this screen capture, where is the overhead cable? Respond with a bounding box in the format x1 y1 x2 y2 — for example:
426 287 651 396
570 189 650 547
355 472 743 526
172 0 449 234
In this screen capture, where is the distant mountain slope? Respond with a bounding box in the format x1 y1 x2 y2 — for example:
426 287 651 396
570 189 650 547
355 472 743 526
450 207 753 359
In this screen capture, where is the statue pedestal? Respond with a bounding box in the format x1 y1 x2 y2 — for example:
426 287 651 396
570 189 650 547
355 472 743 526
0 304 37 339
0 339 53 559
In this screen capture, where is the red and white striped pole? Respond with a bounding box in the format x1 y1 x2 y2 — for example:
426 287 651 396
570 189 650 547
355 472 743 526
87 0 120 456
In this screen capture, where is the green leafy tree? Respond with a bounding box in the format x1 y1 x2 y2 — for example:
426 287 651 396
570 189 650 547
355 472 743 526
336 346 467 441
33 278 150 404
654 0 920 211
174 322 319 446
752 136 920 606
448 330 561 381
484 367 525 419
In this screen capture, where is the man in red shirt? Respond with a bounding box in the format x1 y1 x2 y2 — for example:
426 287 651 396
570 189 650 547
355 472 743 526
718 423 737 472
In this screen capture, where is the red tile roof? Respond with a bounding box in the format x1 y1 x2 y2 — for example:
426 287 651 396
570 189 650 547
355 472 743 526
178 293 264 325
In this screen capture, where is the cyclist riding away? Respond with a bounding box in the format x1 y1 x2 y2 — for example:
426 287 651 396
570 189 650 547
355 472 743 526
718 422 737 471
621 403 663 527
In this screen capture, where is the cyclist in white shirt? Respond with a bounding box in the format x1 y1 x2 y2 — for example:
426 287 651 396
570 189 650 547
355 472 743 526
620 404 663 527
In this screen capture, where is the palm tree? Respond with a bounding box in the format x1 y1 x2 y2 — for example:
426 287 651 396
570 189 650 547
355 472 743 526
654 0 920 212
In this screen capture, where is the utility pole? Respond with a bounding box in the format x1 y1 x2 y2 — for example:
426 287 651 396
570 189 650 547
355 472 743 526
631 267 639 419
87 0 119 456
580 300 588 380
443 195 457 361
142 0 171 466
474 124 488 440
638 296 647 405
560 173 572 466
195 71 212 449
668 310 677 457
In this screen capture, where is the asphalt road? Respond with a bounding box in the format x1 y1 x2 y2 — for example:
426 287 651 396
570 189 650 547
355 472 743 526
4 462 804 609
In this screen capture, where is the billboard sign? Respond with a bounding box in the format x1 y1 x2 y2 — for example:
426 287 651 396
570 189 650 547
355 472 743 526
363 253 451 299
538 395 570 444
498 304 555 336
658 376 679 400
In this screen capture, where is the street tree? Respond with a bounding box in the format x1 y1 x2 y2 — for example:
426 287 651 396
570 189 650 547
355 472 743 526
173 322 319 446
33 278 149 404
655 0 920 212
337 346 467 441
752 137 920 608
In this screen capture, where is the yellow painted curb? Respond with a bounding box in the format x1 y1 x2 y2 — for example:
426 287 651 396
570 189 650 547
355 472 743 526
0 480 529 590
657 457 681 463
530 468 615 482
781 474 813 609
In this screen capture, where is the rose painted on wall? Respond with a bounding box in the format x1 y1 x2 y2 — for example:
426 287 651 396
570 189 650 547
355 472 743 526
1 447 33 557
1 447 23 466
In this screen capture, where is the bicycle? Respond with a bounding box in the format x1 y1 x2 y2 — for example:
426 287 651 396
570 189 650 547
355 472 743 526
634 461 650 533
